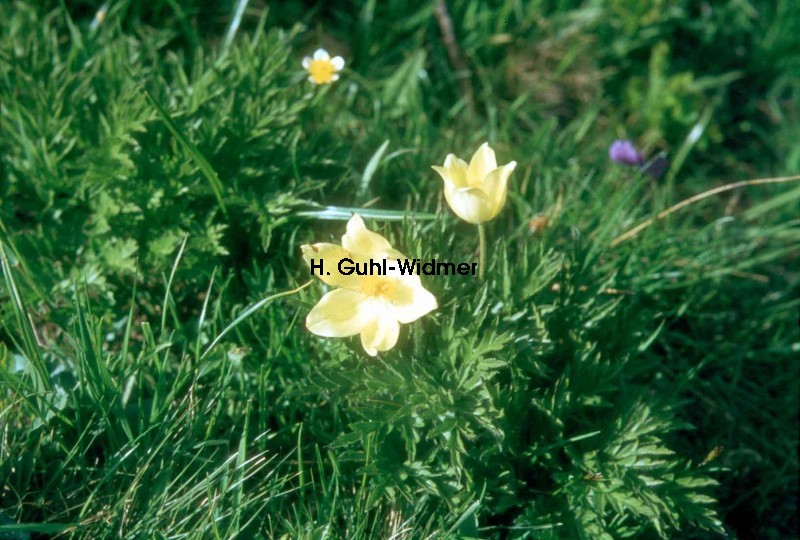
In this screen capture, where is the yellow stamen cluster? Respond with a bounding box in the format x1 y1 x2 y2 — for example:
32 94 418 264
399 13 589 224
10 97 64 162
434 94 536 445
360 275 395 299
308 59 336 84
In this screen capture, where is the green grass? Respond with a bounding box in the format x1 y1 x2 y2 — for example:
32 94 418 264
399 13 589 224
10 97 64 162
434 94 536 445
1 0 798 538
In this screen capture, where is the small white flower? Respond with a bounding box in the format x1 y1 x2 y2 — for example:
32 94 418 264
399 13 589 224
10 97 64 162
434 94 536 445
302 48 345 85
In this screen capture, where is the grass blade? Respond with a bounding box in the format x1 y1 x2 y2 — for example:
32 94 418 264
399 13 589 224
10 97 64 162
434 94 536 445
200 281 312 360
295 205 437 221
144 90 228 216
359 139 390 198
0 241 52 396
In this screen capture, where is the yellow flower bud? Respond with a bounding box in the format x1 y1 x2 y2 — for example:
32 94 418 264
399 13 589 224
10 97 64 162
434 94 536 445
432 142 517 224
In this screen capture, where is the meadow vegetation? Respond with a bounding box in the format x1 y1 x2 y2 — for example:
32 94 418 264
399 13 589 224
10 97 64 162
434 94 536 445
1 0 798 538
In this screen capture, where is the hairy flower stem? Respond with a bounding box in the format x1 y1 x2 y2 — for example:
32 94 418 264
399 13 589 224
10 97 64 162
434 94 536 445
478 224 486 281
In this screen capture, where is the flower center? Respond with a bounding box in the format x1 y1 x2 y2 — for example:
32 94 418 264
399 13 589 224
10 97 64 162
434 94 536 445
360 276 395 299
309 60 336 84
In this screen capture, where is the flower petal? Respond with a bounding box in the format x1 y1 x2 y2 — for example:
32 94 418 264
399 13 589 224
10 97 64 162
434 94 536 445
301 243 361 289
313 48 329 61
302 57 311 69
388 278 437 324
609 140 644 166
467 142 498 187
360 310 400 356
446 186 494 224
482 161 516 214
342 214 393 259
331 74 340 81
331 56 345 70
306 288 374 338
432 154 469 189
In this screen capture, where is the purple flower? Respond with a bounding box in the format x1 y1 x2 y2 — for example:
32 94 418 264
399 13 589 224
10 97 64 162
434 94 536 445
609 140 645 166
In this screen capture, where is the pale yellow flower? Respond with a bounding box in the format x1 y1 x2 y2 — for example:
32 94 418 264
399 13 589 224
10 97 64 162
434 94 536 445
432 142 517 224
301 214 437 356
302 48 345 85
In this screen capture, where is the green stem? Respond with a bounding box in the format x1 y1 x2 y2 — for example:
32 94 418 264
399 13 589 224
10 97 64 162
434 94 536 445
478 224 486 281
